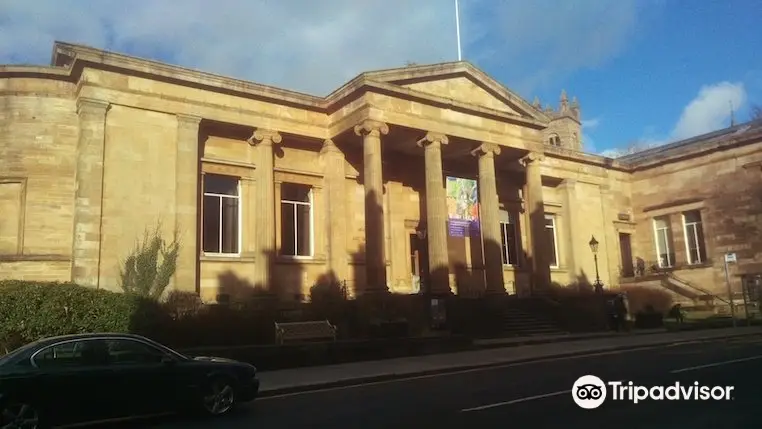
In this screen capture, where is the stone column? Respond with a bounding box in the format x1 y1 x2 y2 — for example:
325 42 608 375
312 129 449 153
472 143 505 294
354 119 389 292
520 152 551 293
559 179 579 284
71 98 110 288
247 129 282 290
321 139 347 283
417 132 451 295
174 114 202 292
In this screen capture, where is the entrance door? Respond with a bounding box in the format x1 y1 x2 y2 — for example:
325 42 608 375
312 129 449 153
410 233 429 293
619 233 634 277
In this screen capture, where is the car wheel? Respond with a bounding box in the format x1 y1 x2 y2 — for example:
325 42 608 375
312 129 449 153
0 400 47 429
200 377 237 417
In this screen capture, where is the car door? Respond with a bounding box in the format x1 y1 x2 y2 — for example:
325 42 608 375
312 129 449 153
103 338 180 416
31 339 122 425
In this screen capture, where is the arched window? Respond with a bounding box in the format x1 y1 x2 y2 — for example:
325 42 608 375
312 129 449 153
548 134 561 146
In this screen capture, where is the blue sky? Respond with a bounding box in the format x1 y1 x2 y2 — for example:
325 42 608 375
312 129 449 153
1 0 760 155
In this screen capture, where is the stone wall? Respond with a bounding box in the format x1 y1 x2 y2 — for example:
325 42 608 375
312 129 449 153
0 77 78 281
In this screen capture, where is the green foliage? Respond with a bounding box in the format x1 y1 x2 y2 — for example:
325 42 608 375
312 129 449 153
0 280 167 354
119 225 180 300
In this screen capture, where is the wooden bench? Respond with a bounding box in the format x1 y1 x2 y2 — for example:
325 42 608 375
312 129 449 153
274 320 337 345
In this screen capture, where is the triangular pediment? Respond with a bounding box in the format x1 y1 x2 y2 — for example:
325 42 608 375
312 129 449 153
363 62 547 122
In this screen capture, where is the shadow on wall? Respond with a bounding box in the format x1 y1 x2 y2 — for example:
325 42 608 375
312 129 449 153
214 249 303 303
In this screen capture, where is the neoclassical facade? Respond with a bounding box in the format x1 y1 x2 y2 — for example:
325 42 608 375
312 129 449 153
2 42 761 305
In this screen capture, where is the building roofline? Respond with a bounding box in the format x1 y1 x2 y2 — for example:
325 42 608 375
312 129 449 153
619 119 762 169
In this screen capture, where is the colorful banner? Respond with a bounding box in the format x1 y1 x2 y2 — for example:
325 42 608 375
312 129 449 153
445 176 480 237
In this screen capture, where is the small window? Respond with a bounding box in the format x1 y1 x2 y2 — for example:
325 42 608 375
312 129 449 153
202 174 240 255
545 214 559 268
280 183 313 257
683 210 707 265
548 134 561 146
499 210 519 266
653 215 675 268
106 339 168 365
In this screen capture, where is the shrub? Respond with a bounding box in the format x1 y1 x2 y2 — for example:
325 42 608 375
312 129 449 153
0 280 168 353
119 225 180 300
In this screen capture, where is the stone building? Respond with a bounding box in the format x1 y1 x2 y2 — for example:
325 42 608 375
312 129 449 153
1 42 761 306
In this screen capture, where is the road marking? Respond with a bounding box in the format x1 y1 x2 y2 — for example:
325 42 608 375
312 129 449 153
460 390 570 412
671 355 762 373
258 344 690 400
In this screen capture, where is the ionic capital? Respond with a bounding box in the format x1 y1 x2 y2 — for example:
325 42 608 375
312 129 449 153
247 128 282 147
416 132 449 149
519 151 545 167
471 142 501 158
354 120 389 137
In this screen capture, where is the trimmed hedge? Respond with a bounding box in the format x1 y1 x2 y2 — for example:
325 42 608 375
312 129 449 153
0 280 168 352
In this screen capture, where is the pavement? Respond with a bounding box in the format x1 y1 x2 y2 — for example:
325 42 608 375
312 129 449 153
114 326 762 429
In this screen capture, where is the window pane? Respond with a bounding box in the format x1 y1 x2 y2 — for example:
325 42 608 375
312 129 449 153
35 340 109 368
106 339 166 365
221 197 239 253
696 223 707 262
204 174 238 196
544 214 554 228
684 210 701 224
657 229 669 256
500 223 508 265
202 195 220 253
499 210 511 224
547 227 557 267
281 183 311 203
281 202 296 256
506 226 518 266
296 204 311 256
654 216 669 229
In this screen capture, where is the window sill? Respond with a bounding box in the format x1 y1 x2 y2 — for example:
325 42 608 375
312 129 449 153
200 254 256 263
277 255 327 265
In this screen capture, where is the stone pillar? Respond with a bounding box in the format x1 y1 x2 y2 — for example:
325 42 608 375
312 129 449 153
520 152 551 293
174 114 201 292
71 98 110 287
559 179 579 284
321 139 347 283
472 143 505 294
417 132 451 295
247 129 282 290
354 119 389 292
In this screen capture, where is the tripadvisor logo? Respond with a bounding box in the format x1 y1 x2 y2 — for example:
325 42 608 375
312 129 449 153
572 375 734 409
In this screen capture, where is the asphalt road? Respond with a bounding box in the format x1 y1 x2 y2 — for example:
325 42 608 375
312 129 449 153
118 334 762 429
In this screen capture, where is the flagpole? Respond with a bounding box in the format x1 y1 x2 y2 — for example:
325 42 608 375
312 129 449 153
455 0 462 61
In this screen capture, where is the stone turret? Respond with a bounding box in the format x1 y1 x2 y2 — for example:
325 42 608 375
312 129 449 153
533 90 583 151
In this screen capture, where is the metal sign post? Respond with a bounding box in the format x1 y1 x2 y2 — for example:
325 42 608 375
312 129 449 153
724 253 737 328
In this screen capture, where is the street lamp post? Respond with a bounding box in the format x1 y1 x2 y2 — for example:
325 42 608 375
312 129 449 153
589 235 603 293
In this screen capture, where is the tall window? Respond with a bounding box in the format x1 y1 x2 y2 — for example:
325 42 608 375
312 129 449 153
281 183 313 257
202 174 240 255
548 134 561 146
683 210 707 264
499 210 519 266
653 215 674 268
545 214 559 268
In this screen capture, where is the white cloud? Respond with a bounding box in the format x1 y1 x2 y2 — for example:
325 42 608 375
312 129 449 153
582 118 601 130
671 81 747 140
0 0 652 96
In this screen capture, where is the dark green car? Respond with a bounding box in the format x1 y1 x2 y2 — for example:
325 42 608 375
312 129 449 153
0 333 260 428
